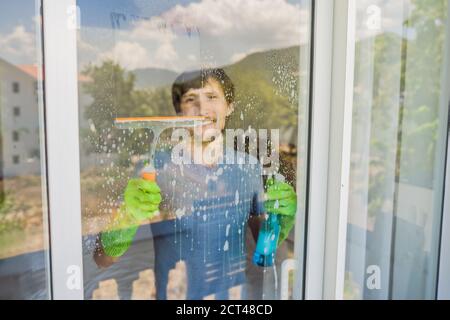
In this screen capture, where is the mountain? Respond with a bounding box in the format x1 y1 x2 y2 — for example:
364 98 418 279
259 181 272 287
118 46 304 141
225 46 301 82
223 46 304 133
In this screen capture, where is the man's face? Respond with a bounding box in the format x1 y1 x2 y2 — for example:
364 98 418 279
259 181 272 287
179 78 233 142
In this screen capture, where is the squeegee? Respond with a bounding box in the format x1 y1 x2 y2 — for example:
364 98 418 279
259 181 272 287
114 116 211 181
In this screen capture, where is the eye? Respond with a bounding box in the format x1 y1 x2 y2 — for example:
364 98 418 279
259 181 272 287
207 94 218 100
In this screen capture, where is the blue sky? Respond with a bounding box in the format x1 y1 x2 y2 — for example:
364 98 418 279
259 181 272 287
76 0 310 72
77 0 307 29
78 0 201 29
0 0 320 71
0 0 38 65
0 0 36 31
0 0 415 68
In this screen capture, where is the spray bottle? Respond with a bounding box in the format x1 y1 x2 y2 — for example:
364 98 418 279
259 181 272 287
252 173 284 267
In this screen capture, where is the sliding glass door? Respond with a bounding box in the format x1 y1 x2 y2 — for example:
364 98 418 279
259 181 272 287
343 0 450 299
4 0 450 301
0 0 51 299
73 0 312 300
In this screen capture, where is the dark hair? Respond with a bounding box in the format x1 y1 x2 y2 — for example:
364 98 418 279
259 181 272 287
171 68 235 113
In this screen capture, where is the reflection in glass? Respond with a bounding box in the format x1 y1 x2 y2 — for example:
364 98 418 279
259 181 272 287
345 0 449 299
0 0 50 299
77 0 311 300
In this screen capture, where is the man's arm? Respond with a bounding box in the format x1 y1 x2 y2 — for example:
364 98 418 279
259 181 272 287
92 178 162 268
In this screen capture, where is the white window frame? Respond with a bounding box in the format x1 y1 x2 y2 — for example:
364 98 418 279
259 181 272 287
38 0 348 301
42 0 84 299
303 0 333 299
35 0 52 298
304 0 355 300
437 0 450 300
306 0 450 300
40 0 319 301
38 0 450 300
322 0 356 300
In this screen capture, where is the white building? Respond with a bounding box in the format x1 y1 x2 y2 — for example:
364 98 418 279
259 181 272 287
0 58 94 178
0 58 41 178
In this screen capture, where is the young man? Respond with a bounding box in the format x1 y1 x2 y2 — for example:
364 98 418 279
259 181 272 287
94 68 297 299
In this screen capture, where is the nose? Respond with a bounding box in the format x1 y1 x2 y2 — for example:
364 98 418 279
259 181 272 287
199 97 215 119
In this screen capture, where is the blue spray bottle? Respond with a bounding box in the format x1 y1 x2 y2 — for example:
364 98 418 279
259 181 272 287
252 174 284 267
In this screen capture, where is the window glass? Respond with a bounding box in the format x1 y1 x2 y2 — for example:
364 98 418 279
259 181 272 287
345 0 450 299
0 0 51 299
12 82 20 93
77 0 311 300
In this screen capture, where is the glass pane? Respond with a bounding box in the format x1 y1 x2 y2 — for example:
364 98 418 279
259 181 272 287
77 0 311 300
0 0 51 299
345 0 450 299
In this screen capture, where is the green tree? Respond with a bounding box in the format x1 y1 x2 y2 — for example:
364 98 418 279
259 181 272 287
351 0 448 219
81 60 173 166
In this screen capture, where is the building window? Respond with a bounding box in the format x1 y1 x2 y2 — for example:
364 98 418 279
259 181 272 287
12 82 20 93
13 106 20 117
29 149 40 160
34 81 39 102
12 131 19 142
12 155 20 164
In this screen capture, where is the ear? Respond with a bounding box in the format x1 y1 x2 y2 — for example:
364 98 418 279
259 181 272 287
226 103 235 117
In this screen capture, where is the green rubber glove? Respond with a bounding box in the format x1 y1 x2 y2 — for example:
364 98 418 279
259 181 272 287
123 179 162 221
101 178 161 257
264 178 297 245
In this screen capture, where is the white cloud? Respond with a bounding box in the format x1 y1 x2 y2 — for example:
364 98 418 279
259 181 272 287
129 17 177 43
0 25 36 64
163 0 309 48
97 38 180 70
95 15 181 70
98 41 151 70
154 41 178 64
78 38 99 56
89 0 311 71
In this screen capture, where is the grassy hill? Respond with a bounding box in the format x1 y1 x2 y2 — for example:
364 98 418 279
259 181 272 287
81 45 307 161
124 46 306 139
223 46 304 134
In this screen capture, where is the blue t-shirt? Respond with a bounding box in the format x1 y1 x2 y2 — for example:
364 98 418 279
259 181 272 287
143 149 265 299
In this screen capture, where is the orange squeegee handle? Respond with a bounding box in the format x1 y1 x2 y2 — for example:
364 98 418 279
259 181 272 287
141 172 156 182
